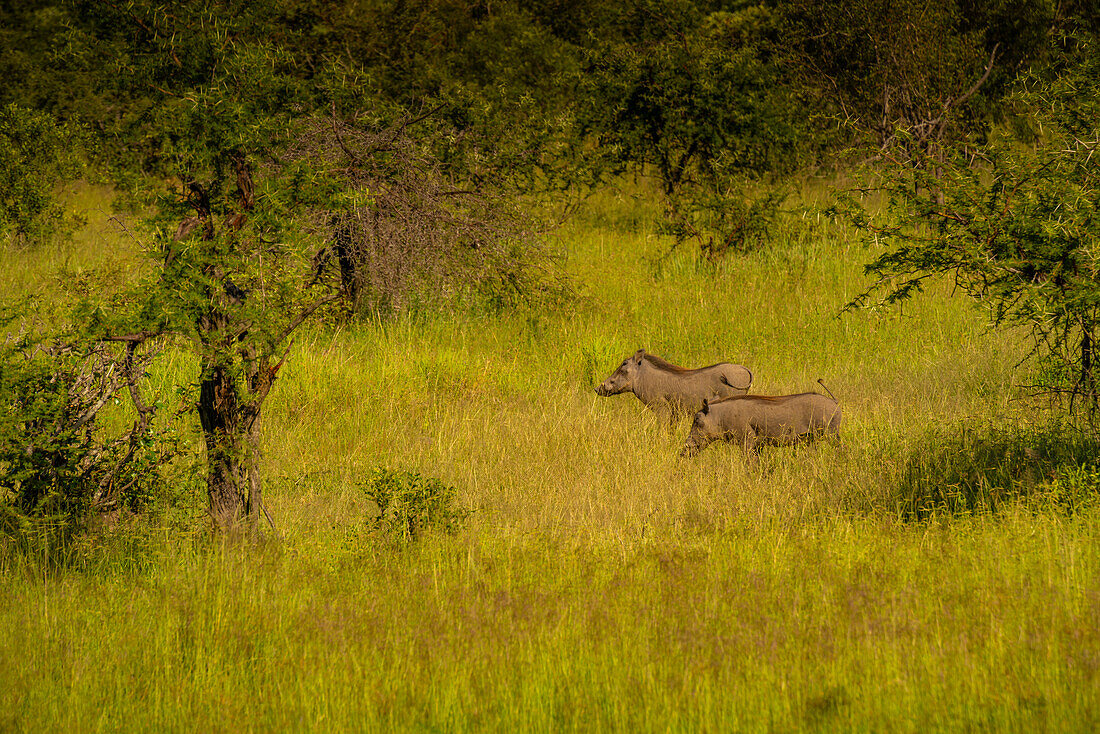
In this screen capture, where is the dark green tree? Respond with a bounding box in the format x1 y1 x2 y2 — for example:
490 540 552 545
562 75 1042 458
777 0 1100 159
0 104 83 242
47 0 562 530
844 40 1100 413
778 0 1000 158
579 2 800 194
576 1 804 252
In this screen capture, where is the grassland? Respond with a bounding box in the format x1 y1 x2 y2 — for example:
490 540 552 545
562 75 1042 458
2 182 1099 731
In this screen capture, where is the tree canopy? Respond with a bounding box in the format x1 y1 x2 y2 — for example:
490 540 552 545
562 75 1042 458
843 37 1100 413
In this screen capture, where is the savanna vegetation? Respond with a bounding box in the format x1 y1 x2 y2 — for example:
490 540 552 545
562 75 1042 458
2 0 1099 729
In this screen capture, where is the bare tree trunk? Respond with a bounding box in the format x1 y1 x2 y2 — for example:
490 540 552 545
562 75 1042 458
334 219 361 308
197 359 260 529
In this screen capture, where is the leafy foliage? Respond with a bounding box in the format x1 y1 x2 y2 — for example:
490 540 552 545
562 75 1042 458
575 2 805 257
690 187 788 264
0 315 170 555
6 0 1095 198
361 467 469 542
843 40 1100 413
776 0 1066 160
579 3 802 193
0 104 83 242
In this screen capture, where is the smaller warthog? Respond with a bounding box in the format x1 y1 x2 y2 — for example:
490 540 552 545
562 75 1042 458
595 349 753 425
680 380 841 457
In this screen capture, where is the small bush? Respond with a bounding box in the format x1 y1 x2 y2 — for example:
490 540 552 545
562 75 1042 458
693 188 787 264
0 315 171 560
361 467 469 542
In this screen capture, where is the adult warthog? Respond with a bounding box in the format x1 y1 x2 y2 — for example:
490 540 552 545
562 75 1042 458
595 349 753 425
680 380 841 457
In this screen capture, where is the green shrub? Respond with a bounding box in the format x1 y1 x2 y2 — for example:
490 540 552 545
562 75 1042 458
0 104 83 243
361 468 469 542
691 187 787 264
0 314 171 560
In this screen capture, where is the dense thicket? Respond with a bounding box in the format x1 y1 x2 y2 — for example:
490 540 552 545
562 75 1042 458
4 0 1093 257
5 0 1094 186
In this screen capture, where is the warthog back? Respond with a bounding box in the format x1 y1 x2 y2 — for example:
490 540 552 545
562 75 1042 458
681 391 841 456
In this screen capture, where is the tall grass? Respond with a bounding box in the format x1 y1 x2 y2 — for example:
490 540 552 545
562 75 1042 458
3 181 1099 731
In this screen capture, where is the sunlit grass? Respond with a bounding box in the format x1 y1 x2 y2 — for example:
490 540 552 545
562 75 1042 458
2 181 1098 731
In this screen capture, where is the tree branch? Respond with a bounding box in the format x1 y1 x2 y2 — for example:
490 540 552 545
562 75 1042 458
274 292 341 345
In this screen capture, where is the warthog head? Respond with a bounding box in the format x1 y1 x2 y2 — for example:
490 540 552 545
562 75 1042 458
679 398 716 457
595 349 646 396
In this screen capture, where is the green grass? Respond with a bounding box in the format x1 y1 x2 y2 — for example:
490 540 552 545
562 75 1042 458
3 182 1099 731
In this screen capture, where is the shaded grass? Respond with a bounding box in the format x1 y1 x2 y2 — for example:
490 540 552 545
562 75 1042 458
3 181 1100 730
897 419 1100 519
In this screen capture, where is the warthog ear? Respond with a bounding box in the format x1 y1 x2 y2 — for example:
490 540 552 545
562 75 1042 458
632 348 646 363
701 398 710 414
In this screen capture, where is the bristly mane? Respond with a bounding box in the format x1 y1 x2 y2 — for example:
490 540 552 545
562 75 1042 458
642 353 688 372
643 353 726 373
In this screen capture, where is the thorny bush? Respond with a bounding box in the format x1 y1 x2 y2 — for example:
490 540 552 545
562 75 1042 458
287 111 570 317
0 315 172 557
361 467 469 543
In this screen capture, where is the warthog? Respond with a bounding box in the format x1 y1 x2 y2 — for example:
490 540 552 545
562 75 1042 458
595 349 753 425
680 380 841 457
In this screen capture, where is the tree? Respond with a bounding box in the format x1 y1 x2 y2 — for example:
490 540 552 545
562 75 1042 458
580 2 801 192
50 1 343 530
843 39 1100 414
576 1 804 252
778 0 1002 159
155 155 334 530
777 0 1100 161
49 1 566 531
298 109 565 315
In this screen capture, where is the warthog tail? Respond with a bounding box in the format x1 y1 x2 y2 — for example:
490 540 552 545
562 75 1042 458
719 365 753 391
816 378 837 402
